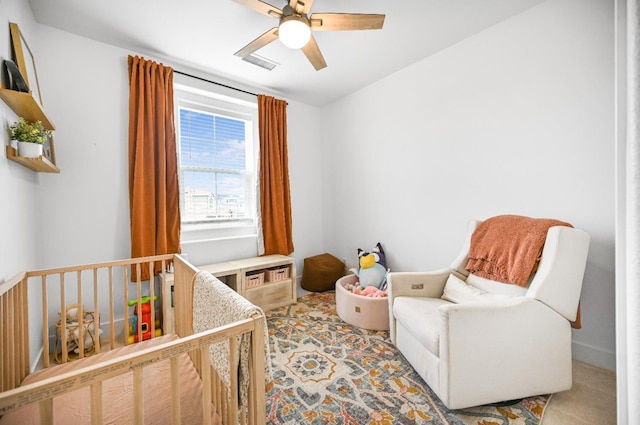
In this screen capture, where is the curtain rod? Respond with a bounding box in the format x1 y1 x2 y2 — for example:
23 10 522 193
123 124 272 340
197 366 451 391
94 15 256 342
174 70 258 97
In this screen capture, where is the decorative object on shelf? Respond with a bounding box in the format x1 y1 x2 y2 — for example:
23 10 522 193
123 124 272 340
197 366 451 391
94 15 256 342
42 135 56 164
17 141 42 158
9 22 42 105
2 23 57 173
9 117 52 158
3 60 29 92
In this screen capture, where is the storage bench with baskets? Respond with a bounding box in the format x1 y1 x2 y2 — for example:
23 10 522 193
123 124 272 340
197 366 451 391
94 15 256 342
163 255 296 331
235 257 295 310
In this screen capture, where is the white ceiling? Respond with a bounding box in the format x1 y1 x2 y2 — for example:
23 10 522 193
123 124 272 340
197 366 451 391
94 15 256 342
28 0 545 106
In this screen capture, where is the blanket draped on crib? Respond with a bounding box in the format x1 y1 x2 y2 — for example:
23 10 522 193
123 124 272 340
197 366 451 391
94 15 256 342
192 271 272 411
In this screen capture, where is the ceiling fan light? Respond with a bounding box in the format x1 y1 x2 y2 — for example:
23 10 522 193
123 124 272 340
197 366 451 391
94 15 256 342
279 15 311 49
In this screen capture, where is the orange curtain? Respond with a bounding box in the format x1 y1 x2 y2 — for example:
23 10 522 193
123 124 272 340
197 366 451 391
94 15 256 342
128 56 181 280
258 95 294 255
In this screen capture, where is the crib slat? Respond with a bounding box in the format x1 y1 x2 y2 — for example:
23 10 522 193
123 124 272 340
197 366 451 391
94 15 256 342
17 282 28 386
123 267 129 345
200 346 212 425
229 336 239 422
133 367 144 425
8 288 15 388
170 356 181 425
42 276 50 368
215 365 226 424
212 367 221 420
77 270 85 359
108 266 115 349
90 382 103 425
2 291 11 391
136 263 142 343
93 268 101 354
60 273 68 364
149 260 155 339
1 292 5 391
39 397 53 424
248 316 266 425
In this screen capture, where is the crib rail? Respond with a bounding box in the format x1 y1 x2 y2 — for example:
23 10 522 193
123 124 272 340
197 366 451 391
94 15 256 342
0 316 262 425
1 254 266 425
1 255 179 390
0 273 29 393
32 254 176 367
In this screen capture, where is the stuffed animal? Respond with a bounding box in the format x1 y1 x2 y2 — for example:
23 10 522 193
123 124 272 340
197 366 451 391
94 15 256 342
349 242 389 290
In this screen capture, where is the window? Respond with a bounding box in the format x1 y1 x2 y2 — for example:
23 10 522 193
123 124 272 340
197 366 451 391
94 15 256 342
174 83 258 238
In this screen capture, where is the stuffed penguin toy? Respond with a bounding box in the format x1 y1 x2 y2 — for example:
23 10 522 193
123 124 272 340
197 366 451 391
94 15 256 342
350 242 389 290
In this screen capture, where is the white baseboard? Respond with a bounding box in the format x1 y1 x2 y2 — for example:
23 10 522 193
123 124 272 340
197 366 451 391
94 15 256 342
31 347 44 372
572 340 616 371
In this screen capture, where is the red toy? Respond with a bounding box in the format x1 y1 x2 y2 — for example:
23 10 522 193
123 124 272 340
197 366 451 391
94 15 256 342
128 296 162 344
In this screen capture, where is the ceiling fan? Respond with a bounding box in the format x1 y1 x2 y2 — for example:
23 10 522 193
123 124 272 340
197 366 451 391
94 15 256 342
231 0 385 70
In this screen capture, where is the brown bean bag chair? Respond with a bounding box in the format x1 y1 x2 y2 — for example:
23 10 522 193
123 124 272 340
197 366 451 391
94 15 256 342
301 253 345 292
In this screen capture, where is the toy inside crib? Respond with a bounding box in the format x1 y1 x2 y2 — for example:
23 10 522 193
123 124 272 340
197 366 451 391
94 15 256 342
128 296 162 344
54 304 101 363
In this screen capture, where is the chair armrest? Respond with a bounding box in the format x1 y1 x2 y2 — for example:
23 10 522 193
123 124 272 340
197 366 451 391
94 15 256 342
438 297 569 348
386 269 455 344
438 297 561 336
387 269 454 300
437 297 572 407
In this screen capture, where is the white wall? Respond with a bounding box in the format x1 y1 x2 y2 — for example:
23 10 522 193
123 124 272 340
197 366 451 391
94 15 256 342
30 24 324 276
0 0 47 370
1 0 615 372
35 28 131 268
321 0 616 370
0 0 42 277
1 1 324 366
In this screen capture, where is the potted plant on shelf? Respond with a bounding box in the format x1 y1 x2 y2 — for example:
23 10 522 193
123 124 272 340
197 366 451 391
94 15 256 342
9 117 52 158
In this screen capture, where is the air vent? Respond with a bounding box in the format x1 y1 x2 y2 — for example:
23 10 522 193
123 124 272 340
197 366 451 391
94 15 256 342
241 54 279 71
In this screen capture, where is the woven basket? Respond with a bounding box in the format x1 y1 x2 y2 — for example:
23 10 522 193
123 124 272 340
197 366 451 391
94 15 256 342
246 271 265 288
266 266 290 282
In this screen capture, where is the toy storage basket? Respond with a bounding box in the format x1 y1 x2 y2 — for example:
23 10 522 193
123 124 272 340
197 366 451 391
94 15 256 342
266 266 289 282
246 271 265 288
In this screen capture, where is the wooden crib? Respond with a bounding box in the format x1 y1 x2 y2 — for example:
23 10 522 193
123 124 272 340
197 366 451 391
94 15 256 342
0 254 266 425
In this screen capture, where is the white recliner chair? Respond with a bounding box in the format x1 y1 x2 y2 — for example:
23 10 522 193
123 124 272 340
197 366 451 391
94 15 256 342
387 219 590 409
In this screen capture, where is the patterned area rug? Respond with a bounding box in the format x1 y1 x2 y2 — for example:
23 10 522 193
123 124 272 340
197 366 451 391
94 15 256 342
265 291 548 425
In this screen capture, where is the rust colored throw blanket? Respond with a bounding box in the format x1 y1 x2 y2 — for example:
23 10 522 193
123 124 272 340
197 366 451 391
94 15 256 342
466 215 572 287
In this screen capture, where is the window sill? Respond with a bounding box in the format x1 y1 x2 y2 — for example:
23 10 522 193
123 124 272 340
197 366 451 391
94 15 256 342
181 221 257 245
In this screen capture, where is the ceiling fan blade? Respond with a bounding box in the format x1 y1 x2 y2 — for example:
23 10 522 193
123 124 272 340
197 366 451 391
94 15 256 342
230 0 282 18
234 27 279 58
309 13 385 31
301 35 327 71
289 0 314 15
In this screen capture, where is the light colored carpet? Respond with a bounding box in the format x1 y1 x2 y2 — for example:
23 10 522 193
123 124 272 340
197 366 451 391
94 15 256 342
293 288 617 424
266 291 548 424
542 360 616 424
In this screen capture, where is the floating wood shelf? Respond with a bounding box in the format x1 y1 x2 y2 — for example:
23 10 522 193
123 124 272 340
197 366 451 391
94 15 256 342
0 88 55 130
6 146 59 173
